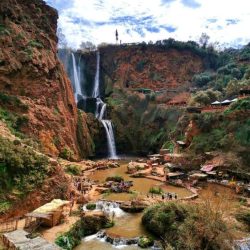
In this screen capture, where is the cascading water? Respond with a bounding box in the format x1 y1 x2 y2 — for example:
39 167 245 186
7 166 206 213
92 51 100 98
71 53 86 104
92 51 118 159
62 50 118 159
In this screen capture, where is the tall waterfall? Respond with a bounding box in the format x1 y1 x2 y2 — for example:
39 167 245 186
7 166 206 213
93 52 118 159
92 51 100 98
71 53 85 102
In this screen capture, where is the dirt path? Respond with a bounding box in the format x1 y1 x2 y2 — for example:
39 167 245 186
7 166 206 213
41 204 80 243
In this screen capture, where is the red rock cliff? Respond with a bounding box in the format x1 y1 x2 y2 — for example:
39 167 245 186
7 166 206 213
0 0 93 158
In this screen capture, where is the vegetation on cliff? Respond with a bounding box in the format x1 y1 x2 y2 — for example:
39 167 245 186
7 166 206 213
0 136 49 213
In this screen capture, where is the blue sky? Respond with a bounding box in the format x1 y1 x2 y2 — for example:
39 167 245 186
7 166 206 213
45 0 250 48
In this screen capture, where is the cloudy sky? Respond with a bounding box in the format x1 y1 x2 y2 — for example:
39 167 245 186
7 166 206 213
45 0 250 49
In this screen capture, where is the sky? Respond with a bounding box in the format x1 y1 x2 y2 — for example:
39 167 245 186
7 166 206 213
45 0 250 49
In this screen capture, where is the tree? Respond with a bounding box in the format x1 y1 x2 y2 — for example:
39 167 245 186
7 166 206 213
115 29 119 44
199 32 210 49
79 41 96 52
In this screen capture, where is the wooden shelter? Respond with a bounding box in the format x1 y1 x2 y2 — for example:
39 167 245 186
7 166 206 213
25 199 71 229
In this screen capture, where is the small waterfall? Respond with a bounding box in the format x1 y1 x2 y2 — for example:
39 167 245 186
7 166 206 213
99 103 107 120
101 120 117 159
92 51 118 159
83 201 125 217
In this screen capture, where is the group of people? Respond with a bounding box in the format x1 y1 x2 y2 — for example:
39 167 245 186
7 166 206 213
162 192 178 200
73 176 93 194
147 192 178 200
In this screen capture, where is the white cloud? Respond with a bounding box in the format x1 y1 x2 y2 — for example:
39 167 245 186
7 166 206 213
46 0 250 48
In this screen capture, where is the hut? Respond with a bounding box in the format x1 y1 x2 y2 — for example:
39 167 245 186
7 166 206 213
189 173 208 181
24 199 71 229
166 172 185 181
211 100 221 106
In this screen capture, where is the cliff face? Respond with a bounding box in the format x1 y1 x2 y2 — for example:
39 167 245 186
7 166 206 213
0 0 93 158
100 45 204 93
72 45 206 155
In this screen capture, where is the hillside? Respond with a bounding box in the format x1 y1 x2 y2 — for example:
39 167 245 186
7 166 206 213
0 0 93 159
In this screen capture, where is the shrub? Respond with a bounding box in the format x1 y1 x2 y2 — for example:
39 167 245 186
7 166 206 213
192 72 214 87
142 202 233 249
55 214 111 249
149 187 163 195
28 40 44 48
0 24 10 35
0 136 49 204
136 60 147 72
0 107 28 137
236 211 250 229
106 175 124 182
86 203 96 210
59 147 74 160
0 92 29 111
65 165 81 175
138 236 154 248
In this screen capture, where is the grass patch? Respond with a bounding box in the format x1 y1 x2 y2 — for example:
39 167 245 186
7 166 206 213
106 175 124 183
149 187 163 195
65 165 81 176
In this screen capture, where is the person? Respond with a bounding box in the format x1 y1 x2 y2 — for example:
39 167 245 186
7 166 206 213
162 194 165 200
169 193 172 200
175 194 177 199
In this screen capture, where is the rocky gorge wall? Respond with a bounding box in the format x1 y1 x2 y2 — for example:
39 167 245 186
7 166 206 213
0 0 93 159
66 45 208 155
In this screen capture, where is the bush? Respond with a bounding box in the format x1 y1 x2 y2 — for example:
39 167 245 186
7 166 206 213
0 136 49 205
149 187 163 195
192 72 214 87
0 92 28 111
226 97 250 113
59 147 74 160
142 202 233 249
28 40 44 48
65 165 81 175
138 236 154 248
86 203 96 210
106 175 124 182
0 108 29 139
55 214 111 249
236 211 250 229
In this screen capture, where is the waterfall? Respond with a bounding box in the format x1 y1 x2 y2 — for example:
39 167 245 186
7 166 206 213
82 201 125 217
93 51 118 159
101 120 117 159
62 50 118 159
71 53 85 102
92 51 100 98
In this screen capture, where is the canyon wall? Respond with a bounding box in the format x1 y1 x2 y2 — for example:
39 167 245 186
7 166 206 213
67 44 210 155
0 0 93 159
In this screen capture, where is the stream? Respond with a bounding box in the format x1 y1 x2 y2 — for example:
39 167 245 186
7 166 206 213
75 161 193 249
